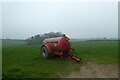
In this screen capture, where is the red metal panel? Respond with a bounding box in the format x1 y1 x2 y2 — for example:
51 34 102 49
43 37 62 44
59 37 70 52
43 37 70 53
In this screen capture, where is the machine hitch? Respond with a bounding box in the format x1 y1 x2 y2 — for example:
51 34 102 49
61 49 81 63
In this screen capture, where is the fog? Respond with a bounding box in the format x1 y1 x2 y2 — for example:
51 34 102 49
1 2 118 39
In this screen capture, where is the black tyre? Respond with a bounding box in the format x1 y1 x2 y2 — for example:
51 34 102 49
41 46 50 59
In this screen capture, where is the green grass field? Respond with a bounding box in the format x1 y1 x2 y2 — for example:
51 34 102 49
0 39 2 78
2 39 26 47
2 40 118 78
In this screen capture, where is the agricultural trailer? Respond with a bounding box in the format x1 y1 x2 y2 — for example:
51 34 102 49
41 35 81 62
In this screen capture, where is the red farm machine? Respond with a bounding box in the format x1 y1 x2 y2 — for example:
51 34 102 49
40 35 81 63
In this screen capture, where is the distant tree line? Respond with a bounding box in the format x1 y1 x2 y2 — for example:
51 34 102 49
26 32 63 45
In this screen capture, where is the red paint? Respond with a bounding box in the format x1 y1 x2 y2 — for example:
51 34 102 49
43 36 70 53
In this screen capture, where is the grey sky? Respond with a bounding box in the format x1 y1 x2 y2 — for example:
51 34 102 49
0 3 2 39
2 2 118 39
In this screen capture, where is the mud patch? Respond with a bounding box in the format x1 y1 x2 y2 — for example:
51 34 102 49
62 62 118 78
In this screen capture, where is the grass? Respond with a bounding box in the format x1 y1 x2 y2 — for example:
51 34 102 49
71 41 118 64
2 39 26 47
0 39 2 78
2 40 118 78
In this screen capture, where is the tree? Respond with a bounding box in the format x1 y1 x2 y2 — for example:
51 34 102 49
26 32 63 45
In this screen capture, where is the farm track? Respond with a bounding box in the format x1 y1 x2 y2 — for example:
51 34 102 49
62 62 118 78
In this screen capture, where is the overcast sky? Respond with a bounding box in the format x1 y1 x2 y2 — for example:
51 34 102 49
1 2 118 39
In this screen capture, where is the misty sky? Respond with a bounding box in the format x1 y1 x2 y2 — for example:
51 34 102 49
1 2 118 39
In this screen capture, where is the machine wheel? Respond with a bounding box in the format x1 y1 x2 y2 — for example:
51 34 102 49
41 46 50 59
